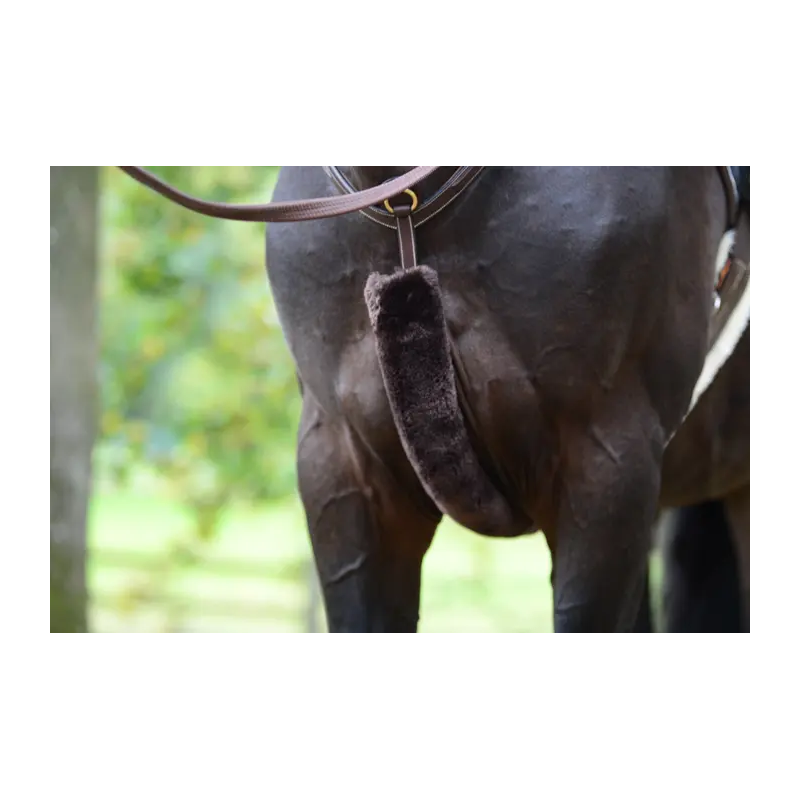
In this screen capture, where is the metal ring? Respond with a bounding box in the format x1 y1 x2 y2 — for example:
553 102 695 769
384 189 419 215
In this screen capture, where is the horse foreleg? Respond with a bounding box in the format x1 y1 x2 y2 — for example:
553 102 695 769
724 484 750 631
549 392 662 633
297 397 440 633
661 500 743 633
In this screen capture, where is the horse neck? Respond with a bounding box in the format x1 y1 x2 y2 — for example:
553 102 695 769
343 167 460 199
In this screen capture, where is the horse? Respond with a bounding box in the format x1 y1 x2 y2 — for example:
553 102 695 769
117 165 749 632
264 166 750 633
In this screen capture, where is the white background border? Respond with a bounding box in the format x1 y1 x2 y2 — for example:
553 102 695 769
27 2 792 797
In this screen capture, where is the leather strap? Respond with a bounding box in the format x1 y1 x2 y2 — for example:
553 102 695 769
396 213 417 271
117 166 439 223
324 166 485 230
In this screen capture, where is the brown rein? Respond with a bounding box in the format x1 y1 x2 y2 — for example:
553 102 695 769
117 166 440 223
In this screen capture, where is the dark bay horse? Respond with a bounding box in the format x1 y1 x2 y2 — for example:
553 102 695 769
265 167 749 633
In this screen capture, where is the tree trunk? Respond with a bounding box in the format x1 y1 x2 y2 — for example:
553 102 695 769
50 167 99 633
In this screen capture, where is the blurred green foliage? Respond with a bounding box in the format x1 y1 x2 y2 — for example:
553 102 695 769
98 167 300 538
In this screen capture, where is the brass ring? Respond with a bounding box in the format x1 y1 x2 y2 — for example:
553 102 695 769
384 189 419 214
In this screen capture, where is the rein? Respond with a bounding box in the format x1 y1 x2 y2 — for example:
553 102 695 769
118 165 485 271
118 166 440 222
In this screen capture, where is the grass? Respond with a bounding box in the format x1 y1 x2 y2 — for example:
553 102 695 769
88 491 554 633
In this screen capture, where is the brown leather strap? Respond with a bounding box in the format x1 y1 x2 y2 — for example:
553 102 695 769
396 214 417 271
384 188 420 271
325 166 485 230
117 166 439 223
